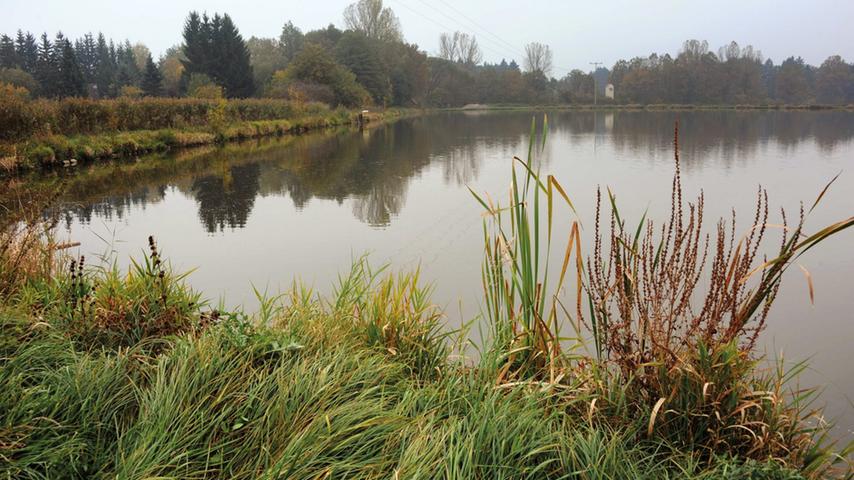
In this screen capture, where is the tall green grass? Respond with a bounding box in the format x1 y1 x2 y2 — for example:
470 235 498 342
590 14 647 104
470 116 584 382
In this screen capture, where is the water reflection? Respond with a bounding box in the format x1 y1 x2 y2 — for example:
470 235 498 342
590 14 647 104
192 163 261 231
38 110 854 234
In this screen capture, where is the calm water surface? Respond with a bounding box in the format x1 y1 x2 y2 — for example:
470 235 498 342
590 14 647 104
49 110 854 436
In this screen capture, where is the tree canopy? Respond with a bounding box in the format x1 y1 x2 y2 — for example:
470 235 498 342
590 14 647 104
343 0 402 43
1 4 851 106
181 12 254 97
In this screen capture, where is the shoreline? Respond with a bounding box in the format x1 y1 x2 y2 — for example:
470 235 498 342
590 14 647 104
3 102 853 174
1 108 411 172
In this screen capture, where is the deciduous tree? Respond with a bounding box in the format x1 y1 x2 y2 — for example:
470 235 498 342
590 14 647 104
524 42 552 77
343 0 402 42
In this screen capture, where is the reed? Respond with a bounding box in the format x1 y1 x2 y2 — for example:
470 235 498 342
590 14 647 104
469 115 584 382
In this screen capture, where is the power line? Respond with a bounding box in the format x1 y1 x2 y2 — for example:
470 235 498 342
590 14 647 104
389 0 525 65
429 0 527 58
411 0 515 57
390 0 603 77
422 0 577 74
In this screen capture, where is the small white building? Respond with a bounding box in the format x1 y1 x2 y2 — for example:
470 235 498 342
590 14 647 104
605 83 615 100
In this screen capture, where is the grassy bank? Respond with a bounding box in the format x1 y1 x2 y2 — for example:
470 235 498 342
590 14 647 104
0 92 405 170
1 120 852 479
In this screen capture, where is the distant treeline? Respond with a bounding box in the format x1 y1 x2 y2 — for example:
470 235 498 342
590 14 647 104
1 0 852 106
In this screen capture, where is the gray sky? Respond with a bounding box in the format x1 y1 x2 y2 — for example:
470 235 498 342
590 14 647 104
3 0 852 73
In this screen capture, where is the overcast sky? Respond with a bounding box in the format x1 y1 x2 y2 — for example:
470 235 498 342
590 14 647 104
3 0 852 73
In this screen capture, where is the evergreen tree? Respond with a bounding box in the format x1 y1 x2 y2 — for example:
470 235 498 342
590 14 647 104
141 54 163 96
35 33 56 97
181 11 254 97
56 37 85 97
181 12 209 78
218 14 254 97
0 34 18 68
74 33 98 89
15 31 39 74
94 33 116 98
116 41 140 88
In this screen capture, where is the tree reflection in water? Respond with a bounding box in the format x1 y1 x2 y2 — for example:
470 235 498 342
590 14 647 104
34 110 854 233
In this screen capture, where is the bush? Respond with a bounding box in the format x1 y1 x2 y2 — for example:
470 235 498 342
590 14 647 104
0 83 38 141
274 43 371 108
0 68 39 93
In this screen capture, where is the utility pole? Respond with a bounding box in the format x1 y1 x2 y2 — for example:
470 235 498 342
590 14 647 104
589 62 603 105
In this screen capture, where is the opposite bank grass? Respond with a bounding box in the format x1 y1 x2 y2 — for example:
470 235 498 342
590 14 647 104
1 120 852 479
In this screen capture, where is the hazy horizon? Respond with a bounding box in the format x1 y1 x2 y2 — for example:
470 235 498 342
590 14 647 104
3 0 853 73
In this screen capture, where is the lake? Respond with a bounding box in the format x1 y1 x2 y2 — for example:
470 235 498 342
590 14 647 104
48 110 854 438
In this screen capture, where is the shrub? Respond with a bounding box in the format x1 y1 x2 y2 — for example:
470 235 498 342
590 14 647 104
206 100 229 139
275 44 371 108
191 84 224 100
0 68 39 93
0 83 38 141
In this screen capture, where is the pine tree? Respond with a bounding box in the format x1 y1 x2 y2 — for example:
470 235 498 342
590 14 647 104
0 34 18 68
181 11 208 78
279 21 304 63
181 11 254 97
116 41 140 88
75 33 98 89
15 31 39 74
35 33 56 97
141 54 163 96
56 37 85 97
94 33 116 98
218 14 254 97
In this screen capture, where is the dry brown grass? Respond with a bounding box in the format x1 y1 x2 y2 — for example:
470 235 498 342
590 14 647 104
0 180 59 298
